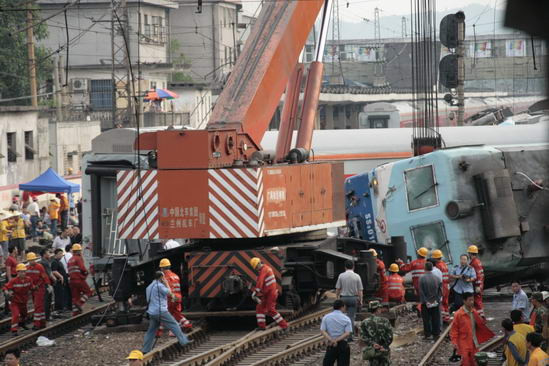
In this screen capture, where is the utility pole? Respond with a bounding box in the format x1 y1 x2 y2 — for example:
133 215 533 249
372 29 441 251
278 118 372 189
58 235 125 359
26 3 38 107
53 56 62 121
456 12 465 126
111 0 134 127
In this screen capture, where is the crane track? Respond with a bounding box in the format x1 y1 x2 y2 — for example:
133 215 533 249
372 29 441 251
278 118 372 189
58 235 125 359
143 306 332 366
0 295 114 354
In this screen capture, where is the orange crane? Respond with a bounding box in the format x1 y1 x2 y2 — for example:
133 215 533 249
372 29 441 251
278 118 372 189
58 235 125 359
116 0 344 241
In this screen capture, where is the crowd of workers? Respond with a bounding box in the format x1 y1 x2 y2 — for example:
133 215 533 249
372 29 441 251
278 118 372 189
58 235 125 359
320 247 548 366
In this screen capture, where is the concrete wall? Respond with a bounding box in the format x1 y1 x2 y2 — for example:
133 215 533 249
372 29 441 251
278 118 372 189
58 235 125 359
49 120 102 176
0 108 50 188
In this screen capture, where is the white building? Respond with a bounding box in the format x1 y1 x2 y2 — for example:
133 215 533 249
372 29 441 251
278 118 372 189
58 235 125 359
169 82 212 128
37 0 178 118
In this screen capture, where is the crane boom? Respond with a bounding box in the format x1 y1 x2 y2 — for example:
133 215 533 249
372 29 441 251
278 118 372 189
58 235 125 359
208 0 325 147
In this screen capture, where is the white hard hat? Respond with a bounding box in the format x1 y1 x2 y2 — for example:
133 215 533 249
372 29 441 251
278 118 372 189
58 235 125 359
542 291 549 301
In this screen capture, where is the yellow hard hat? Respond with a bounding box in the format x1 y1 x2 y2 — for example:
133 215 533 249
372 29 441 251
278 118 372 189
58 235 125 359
250 257 261 269
368 249 378 257
431 249 443 259
389 263 399 273
417 247 429 257
26 252 39 261
126 350 144 360
16 263 27 272
159 258 171 268
467 245 478 254
72 243 82 251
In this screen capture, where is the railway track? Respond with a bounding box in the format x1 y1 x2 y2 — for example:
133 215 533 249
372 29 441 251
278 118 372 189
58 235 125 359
418 326 505 366
143 306 332 366
0 295 114 354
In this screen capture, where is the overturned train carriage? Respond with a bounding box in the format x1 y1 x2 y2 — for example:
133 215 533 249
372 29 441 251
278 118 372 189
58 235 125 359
346 143 549 287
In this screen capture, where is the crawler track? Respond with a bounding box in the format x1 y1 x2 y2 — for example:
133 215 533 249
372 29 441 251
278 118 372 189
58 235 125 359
0 295 114 354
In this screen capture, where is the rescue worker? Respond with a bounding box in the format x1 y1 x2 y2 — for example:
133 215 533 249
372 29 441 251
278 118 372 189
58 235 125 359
10 215 26 260
369 249 388 303
450 292 495 366
126 349 144 366
501 318 528 366
67 243 92 316
159 258 192 332
397 247 428 297
530 292 547 334
249 257 288 330
3 264 32 336
468 245 485 318
431 249 451 323
359 301 393 366
510 309 535 338
386 264 405 304
25 252 51 329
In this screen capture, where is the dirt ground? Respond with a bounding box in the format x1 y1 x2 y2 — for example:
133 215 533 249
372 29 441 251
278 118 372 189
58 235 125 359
20 295 513 365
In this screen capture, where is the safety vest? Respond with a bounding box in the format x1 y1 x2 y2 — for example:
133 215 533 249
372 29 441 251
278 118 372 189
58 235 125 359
256 265 277 294
0 220 9 242
400 258 426 290
376 259 387 288
435 260 450 288
12 220 26 239
470 257 484 289
26 262 50 287
164 270 182 301
3 276 33 303
387 273 405 299
68 255 88 282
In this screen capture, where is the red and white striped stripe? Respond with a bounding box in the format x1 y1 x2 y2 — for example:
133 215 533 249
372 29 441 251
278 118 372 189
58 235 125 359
117 170 159 239
208 168 264 239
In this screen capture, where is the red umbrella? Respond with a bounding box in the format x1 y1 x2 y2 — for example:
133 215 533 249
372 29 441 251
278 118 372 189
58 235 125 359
144 88 179 101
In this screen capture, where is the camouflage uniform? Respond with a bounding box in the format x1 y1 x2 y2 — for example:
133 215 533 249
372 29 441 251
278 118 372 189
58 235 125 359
360 312 393 366
532 305 547 333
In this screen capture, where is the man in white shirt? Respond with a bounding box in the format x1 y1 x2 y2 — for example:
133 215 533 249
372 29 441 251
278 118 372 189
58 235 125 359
61 244 73 273
27 197 40 241
52 229 71 250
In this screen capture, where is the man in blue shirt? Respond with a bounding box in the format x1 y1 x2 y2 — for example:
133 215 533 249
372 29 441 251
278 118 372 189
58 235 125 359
449 254 476 312
142 271 191 353
511 281 531 322
320 299 353 366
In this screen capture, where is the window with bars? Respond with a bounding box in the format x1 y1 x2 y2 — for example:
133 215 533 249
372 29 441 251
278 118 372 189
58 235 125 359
7 132 16 162
24 131 34 160
90 79 113 110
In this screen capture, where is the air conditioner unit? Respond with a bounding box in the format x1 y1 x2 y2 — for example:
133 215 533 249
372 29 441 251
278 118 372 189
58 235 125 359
71 78 88 92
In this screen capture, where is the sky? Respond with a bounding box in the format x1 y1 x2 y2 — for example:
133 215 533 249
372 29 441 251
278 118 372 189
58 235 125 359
242 0 507 21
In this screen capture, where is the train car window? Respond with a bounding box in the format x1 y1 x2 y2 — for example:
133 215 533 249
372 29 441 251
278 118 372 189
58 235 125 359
404 165 439 211
410 221 452 263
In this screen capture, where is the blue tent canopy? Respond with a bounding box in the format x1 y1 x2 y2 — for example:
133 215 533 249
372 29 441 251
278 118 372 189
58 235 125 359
19 168 80 194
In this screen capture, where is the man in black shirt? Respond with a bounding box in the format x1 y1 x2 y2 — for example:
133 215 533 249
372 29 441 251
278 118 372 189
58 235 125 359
39 248 56 321
70 226 82 245
51 248 71 314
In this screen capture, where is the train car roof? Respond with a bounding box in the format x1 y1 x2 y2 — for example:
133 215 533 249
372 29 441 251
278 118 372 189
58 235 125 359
261 122 549 157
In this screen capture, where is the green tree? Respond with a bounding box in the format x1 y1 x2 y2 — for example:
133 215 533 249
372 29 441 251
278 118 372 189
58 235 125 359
0 0 53 105
169 39 192 82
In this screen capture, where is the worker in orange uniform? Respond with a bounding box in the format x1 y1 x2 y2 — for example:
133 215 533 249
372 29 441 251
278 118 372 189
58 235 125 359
468 245 485 318
431 249 451 323
67 243 92 316
369 249 388 303
3 263 33 336
159 258 192 332
397 247 428 296
387 263 405 303
250 257 288 330
450 292 494 366
56 193 69 231
26 252 51 329
48 198 60 236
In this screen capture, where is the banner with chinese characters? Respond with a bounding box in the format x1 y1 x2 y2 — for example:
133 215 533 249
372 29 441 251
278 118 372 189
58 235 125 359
506 39 526 57
469 41 492 58
353 46 377 62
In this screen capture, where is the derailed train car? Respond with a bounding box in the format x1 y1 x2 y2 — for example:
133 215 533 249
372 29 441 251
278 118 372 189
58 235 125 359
345 143 549 286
